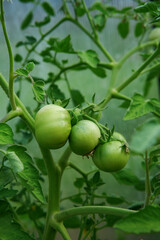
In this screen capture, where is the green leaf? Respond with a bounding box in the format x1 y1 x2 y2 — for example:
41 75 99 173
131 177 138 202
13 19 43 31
15 68 29 77
119 100 130 109
41 1 55 16
151 173 160 198
93 14 106 32
134 22 144 37
0 123 14 145
115 206 160 233
90 67 106 78
151 15 160 24
26 62 35 72
112 168 140 186
0 200 9 214
92 171 100 184
71 89 85 106
70 195 83 204
74 178 84 189
35 16 51 27
0 213 35 240
144 66 160 97
28 204 45 220
32 80 45 103
75 3 85 17
25 35 37 44
15 119 33 145
0 167 14 190
78 50 100 68
134 2 157 13
89 2 107 14
124 93 160 120
64 216 81 228
34 157 47 175
21 11 33 30
14 54 23 62
47 83 65 102
106 195 125 205
130 118 160 153
5 152 24 173
7 145 45 203
117 19 129 39
0 188 18 199
48 35 74 53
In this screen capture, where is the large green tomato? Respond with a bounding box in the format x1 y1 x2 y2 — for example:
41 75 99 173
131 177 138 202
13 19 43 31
35 104 71 149
149 28 160 41
92 141 129 172
69 120 101 155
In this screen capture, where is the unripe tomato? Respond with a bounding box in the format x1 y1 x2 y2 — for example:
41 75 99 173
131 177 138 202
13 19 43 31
92 141 129 172
35 104 71 149
149 28 160 41
69 120 101 155
111 132 127 143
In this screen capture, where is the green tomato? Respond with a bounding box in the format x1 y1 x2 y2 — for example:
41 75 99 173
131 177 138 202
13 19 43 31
92 141 129 172
69 120 101 155
35 104 71 149
149 28 160 41
111 132 127 143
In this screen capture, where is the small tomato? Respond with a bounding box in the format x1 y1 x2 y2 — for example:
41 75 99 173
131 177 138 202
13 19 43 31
69 120 101 155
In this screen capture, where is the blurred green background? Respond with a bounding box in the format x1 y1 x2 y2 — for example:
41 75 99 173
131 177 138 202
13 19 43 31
0 0 159 239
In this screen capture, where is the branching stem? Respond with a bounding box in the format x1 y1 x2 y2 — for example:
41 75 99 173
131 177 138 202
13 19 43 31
0 0 16 110
53 206 136 222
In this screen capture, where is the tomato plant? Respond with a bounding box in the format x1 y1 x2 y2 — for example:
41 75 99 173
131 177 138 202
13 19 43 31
69 120 101 155
35 104 71 149
93 141 129 172
0 1 160 240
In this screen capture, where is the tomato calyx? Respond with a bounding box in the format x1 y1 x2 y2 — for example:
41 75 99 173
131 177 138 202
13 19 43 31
121 143 130 154
82 149 95 159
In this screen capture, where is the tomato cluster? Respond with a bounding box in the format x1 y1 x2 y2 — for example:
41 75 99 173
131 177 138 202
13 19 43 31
35 104 129 172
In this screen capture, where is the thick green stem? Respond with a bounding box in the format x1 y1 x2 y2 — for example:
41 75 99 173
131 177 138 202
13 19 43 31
117 44 160 92
118 40 159 68
68 162 87 179
95 65 119 110
58 146 72 172
111 89 131 101
144 152 151 207
0 108 22 123
53 206 136 222
0 73 35 131
0 0 16 110
40 147 61 240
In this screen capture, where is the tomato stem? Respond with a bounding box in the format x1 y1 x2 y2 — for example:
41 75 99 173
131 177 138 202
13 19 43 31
58 146 72 172
81 0 98 40
144 151 151 207
0 0 16 110
40 147 61 240
53 206 137 223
